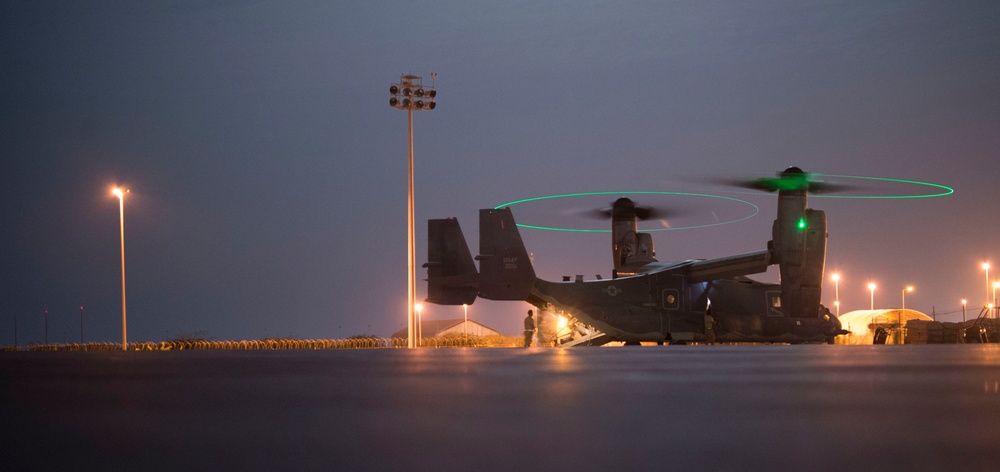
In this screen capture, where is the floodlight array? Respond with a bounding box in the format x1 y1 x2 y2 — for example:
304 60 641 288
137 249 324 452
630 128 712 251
389 74 437 110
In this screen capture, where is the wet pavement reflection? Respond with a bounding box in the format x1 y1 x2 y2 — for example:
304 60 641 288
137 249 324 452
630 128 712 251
3 345 999 471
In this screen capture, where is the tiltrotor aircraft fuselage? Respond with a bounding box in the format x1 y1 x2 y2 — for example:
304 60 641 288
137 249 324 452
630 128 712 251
424 167 845 344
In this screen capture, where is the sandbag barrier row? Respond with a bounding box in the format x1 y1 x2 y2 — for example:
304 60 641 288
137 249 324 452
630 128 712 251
2 335 524 351
5 338 406 352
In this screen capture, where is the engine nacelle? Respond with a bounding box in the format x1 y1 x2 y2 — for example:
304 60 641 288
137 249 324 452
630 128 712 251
773 207 827 318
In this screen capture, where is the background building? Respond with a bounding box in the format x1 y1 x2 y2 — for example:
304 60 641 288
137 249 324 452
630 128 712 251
391 319 502 339
838 309 933 344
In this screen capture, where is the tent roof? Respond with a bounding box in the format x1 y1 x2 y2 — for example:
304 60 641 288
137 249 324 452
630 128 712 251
390 319 501 339
839 309 933 334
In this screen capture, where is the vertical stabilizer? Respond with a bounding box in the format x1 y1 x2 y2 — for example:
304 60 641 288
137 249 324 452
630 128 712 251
424 218 479 305
477 208 536 300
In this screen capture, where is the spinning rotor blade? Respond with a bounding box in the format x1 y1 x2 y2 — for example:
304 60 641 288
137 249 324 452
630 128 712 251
579 199 681 221
715 167 857 194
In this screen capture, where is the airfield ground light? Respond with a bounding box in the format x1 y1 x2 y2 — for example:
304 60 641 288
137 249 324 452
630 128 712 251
389 74 436 349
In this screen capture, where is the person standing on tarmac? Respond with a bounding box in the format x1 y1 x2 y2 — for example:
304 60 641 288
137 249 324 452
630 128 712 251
704 303 717 345
524 310 535 347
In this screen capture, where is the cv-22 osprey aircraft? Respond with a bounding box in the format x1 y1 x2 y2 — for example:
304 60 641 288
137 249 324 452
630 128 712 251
424 167 847 345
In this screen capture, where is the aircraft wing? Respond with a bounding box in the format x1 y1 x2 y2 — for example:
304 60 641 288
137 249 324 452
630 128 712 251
685 250 771 282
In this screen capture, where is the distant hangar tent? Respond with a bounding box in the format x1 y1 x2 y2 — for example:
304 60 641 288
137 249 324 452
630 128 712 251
837 309 933 344
391 319 502 339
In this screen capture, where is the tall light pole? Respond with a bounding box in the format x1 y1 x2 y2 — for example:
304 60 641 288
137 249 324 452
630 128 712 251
463 303 468 339
389 73 437 349
868 283 876 310
79 305 84 343
962 299 967 322
832 273 841 316
113 187 129 351
44 309 49 344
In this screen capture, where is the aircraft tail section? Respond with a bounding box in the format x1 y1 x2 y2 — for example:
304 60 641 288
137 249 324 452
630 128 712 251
477 208 536 300
424 217 479 305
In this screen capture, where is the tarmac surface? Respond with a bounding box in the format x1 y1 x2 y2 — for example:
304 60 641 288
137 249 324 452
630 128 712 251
3 345 1000 471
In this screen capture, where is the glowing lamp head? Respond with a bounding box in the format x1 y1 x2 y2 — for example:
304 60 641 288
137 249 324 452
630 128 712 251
868 283 876 291
113 188 123 197
906 286 914 293
832 274 840 282
984 263 991 271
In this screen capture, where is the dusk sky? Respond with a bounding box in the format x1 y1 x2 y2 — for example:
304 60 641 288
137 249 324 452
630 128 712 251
3 1 998 344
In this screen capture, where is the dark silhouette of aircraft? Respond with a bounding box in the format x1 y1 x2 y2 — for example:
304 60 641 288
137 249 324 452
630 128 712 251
424 167 847 345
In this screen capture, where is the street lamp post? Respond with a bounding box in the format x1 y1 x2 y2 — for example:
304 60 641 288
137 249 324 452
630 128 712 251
113 187 129 351
868 283 876 310
415 303 424 347
832 273 841 316
901 286 913 343
463 303 468 339
896 285 913 340
79 306 84 343
984 263 991 308
389 74 437 349
993 282 999 319
962 299 967 322
44 309 49 344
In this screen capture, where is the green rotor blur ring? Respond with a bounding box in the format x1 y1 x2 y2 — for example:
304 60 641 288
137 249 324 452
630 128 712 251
495 191 759 233
810 174 953 199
